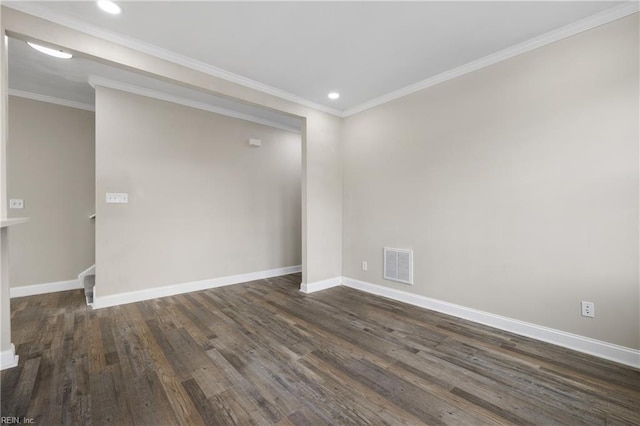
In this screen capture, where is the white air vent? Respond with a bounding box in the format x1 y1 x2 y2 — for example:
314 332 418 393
384 247 413 285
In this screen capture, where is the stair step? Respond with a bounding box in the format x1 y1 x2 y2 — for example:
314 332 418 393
84 274 95 305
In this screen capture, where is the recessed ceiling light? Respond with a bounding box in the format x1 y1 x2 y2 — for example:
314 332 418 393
328 92 340 100
97 0 122 15
27 42 73 59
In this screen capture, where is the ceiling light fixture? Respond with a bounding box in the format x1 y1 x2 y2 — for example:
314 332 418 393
27 42 73 59
328 92 340 100
97 0 122 15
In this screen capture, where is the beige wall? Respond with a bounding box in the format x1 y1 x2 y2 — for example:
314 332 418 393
303 111 343 283
343 15 639 349
7 96 95 287
95 87 302 296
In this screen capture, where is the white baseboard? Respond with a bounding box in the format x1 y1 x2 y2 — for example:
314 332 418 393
300 276 342 294
0 344 19 370
93 265 302 309
78 264 95 283
342 277 640 369
10 279 83 298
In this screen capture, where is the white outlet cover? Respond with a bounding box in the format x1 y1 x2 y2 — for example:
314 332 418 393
581 301 595 318
9 199 24 209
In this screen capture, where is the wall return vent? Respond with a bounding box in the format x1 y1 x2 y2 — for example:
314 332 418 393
384 247 413 285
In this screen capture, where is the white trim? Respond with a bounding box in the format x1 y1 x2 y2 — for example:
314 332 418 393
8 89 95 111
0 344 19 370
342 277 640 369
300 276 342 294
78 264 96 278
10 279 83 298
92 265 302 309
0 217 29 228
78 264 95 291
343 2 640 116
3 2 342 117
88 76 301 134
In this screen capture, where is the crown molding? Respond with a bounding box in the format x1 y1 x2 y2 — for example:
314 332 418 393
88 76 302 133
2 2 343 118
8 89 95 111
343 2 640 117
4 2 638 119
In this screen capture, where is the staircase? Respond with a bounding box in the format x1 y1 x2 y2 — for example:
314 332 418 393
85 213 96 305
84 274 95 305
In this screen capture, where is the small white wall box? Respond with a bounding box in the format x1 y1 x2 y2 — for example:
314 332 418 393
249 138 262 148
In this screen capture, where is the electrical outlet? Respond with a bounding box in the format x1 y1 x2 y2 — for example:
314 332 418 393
362 261 368 271
581 301 595 318
9 199 24 209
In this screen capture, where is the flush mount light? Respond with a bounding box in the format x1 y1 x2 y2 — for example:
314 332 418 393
97 0 122 15
328 92 340 100
27 42 73 59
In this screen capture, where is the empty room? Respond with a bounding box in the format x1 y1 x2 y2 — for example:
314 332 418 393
0 1 638 425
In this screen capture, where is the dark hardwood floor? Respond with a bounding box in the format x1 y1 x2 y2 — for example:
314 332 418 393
2 273 639 425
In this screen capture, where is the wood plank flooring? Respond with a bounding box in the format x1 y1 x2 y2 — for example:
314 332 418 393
2 273 639 425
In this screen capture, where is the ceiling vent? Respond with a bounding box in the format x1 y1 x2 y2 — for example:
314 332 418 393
384 247 413 285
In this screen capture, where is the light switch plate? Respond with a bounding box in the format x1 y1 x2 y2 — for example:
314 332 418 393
9 199 24 209
106 193 128 204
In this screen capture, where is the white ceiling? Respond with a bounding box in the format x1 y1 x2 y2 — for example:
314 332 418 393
4 1 631 116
